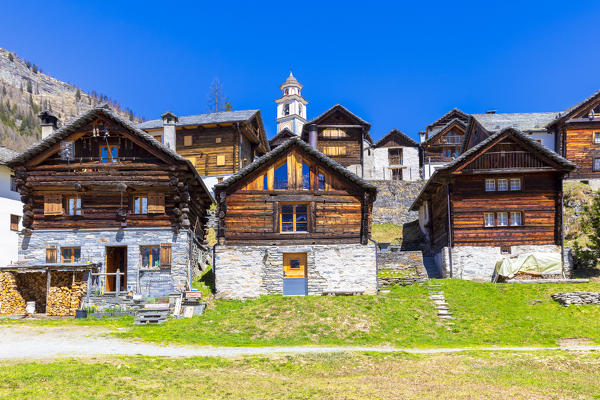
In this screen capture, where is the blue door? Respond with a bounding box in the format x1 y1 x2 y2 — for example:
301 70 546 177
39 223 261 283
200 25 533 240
283 253 307 296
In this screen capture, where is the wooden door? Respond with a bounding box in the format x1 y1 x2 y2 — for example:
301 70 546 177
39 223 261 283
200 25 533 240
283 253 307 296
105 247 127 292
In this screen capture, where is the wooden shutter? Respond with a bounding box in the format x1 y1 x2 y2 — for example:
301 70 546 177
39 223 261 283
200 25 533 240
44 194 62 215
148 194 165 214
216 155 225 166
160 243 172 267
46 247 57 263
184 135 193 146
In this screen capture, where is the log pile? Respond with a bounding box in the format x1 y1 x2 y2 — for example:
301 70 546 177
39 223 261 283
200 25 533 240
0 272 26 315
47 272 87 316
15 273 48 313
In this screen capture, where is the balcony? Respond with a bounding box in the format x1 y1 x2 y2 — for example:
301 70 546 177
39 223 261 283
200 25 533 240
464 151 546 171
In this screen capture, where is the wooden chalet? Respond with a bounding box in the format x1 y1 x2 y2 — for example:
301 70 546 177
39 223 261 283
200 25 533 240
547 89 600 181
410 128 575 281
300 105 373 178
213 136 377 298
364 129 420 181
138 110 269 190
420 109 470 178
3 105 213 314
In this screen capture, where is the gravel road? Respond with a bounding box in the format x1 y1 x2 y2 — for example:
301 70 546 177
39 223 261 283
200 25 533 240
0 326 598 360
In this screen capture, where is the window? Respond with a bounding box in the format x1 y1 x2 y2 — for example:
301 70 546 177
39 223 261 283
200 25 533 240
61 247 81 263
388 148 402 165
217 177 224 183
100 145 118 163
46 247 58 263
274 162 288 190
10 175 17 192
262 174 268 190
302 163 310 190
485 179 496 192
444 131 462 145
10 214 19 231
284 104 290 116
510 178 521 191
442 149 456 158
484 212 495 227
298 104 303 115
321 128 347 139
317 171 326 190
215 137 222 144
391 168 403 181
497 212 508 226
510 212 523 226
323 146 346 156
184 135 193 146
497 179 508 191
280 203 308 232
595 158 600 172
141 245 161 268
134 196 148 214
594 132 600 144
66 196 82 216
216 155 225 166
44 194 63 216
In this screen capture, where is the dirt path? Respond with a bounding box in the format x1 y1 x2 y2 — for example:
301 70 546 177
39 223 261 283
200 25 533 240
1 325 599 360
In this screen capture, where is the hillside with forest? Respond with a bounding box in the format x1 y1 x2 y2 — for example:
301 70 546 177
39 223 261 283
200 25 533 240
0 48 141 151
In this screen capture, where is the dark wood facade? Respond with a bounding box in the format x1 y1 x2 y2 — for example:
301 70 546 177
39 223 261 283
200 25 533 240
142 111 269 177
9 107 213 236
550 91 600 180
300 105 372 173
411 129 575 252
422 119 467 163
214 137 377 245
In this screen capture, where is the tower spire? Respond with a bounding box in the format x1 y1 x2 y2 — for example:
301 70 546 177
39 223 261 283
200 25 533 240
275 72 308 134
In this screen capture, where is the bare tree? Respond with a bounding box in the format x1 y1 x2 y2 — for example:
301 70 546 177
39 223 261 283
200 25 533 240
207 78 232 113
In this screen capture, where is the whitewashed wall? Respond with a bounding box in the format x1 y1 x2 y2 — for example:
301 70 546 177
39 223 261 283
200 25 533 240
0 165 22 267
364 146 420 181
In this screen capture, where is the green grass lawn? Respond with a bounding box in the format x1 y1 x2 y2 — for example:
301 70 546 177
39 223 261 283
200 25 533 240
118 280 600 348
370 223 404 243
5 280 600 348
1 351 599 399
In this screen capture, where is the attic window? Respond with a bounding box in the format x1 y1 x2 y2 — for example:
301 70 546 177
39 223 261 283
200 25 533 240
274 162 288 190
216 137 222 144
302 163 310 190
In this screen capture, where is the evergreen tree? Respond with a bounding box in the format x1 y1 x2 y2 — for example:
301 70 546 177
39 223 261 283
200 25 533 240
32 64 38 74
8 53 13 62
224 98 233 111
26 81 32 94
75 89 81 101
25 60 31 69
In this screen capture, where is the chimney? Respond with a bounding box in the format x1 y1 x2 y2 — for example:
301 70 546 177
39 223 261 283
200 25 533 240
419 131 426 143
161 111 178 151
38 110 59 139
308 124 318 148
486 110 497 114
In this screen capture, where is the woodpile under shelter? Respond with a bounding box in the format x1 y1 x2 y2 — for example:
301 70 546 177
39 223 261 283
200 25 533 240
4 105 213 313
213 136 378 298
410 127 575 281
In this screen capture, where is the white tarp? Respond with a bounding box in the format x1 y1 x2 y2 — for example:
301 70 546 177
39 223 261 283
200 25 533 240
495 253 563 278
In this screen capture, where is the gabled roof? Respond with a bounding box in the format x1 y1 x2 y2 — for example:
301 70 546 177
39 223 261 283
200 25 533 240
9 105 214 203
137 110 260 130
424 117 467 144
410 128 575 211
547 89 600 128
426 108 470 131
269 128 296 149
214 136 377 195
373 129 418 148
300 104 373 143
472 112 559 133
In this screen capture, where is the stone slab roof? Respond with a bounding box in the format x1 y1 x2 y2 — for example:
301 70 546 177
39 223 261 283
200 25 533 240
472 112 560 133
137 110 260 130
0 146 18 165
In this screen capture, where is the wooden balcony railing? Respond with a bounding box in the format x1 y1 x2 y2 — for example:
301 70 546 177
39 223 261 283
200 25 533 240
465 151 546 170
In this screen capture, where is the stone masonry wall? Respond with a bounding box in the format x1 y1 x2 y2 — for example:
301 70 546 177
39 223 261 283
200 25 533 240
371 180 425 225
377 246 424 277
214 243 377 299
435 244 565 281
19 228 191 298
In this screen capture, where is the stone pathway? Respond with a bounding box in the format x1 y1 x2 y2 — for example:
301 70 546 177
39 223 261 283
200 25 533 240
427 281 454 328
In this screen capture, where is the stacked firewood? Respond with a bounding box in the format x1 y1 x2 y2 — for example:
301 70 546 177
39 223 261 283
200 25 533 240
47 272 87 316
0 272 26 315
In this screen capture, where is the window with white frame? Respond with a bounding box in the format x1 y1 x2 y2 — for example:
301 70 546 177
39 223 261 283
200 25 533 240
594 132 600 144
485 179 496 192
497 179 508 191
510 211 523 226
595 158 600 172
497 212 508 226
484 212 495 227
509 178 521 191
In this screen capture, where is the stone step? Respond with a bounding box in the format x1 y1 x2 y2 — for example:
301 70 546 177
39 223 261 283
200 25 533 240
429 295 445 300
438 315 455 319
435 305 449 310
437 310 452 315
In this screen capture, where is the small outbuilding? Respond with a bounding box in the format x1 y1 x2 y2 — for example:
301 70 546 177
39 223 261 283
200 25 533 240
213 136 378 298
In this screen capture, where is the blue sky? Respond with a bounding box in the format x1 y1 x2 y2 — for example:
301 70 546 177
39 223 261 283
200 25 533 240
2 1 600 142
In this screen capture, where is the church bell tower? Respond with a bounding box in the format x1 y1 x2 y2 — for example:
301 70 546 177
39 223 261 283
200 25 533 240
275 72 308 134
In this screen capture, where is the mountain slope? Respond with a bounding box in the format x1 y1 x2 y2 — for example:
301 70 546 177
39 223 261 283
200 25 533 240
0 48 141 151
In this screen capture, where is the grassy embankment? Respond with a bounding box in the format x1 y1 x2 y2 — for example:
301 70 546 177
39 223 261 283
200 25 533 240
0 351 599 399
